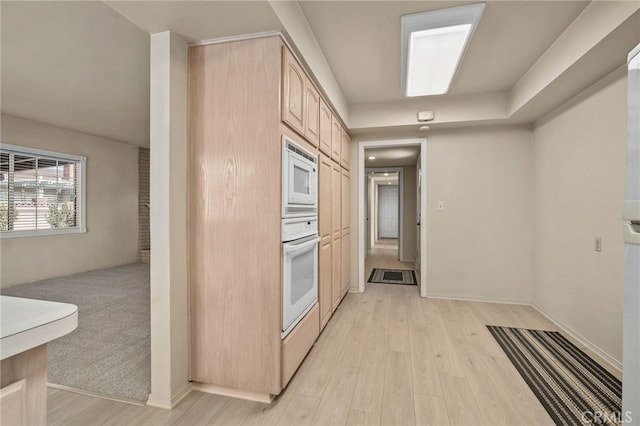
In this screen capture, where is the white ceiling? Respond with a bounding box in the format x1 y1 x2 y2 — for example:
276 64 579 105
298 1 589 104
104 1 281 44
365 146 420 167
1 1 150 147
1 1 637 147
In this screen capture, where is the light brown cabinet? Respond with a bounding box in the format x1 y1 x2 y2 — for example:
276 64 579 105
341 232 351 296
304 81 320 147
190 37 284 397
341 128 351 170
1 345 47 426
319 98 332 157
341 169 350 235
318 154 333 329
281 304 319 386
189 36 350 401
331 115 342 164
332 164 342 310
341 169 350 296
282 47 306 136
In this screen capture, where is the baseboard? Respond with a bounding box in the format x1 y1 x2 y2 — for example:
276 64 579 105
146 382 192 410
426 292 531 305
530 303 622 372
425 294 622 373
47 383 146 406
191 382 274 404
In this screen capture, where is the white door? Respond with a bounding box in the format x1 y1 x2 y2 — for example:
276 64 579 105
378 185 398 238
416 160 422 272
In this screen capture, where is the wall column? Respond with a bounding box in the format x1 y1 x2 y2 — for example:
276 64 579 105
148 30 189 409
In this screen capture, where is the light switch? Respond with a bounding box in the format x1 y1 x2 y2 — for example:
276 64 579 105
595 237 602 252
437 201 445 211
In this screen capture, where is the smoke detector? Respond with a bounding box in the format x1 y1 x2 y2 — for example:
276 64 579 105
417 111 434 122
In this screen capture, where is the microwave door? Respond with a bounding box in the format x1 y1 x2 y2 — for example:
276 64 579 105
288 154 315 205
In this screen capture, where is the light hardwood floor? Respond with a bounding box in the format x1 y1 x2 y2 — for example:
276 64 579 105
365 238 415 282
47 283 620 426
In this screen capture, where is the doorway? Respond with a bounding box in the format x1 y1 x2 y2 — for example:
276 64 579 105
378 185 399 238
358 139 427 296
365 168 403 260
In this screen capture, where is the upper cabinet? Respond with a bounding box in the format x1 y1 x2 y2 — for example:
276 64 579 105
282 45 348 164
319 98 332 157
282 47 305 136
331 115 341 164
304 81 320 147
341 128 350 171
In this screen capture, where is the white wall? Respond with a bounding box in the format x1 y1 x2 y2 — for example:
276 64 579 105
532 72 627 365
425 126 535 303
0 114 138 287
147 31 189 409
402 165 417 262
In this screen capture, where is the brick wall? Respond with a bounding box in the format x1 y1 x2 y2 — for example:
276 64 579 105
138 148 150 262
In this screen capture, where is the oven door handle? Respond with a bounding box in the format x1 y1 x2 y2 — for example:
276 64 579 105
283 236 320 254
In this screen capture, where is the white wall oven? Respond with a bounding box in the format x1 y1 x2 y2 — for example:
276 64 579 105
281 136 319 339
282 136 318 218
282 218 319 338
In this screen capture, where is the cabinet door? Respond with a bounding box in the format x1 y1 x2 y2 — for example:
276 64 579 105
319 240 332 330
304 81 320 147
0 379 26 426
319 153 333 328
341 232 350 296
332 164 341 239
341 169 350 235
319 98 332 156
332 164 342 310
319 154 332 241
331 116 341 164
282 47 305 136
341 128 351 170
332 237 341 311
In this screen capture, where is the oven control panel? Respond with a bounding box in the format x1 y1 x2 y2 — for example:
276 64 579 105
282 216 318 242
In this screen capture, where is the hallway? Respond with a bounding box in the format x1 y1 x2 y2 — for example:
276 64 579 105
365 238 416 285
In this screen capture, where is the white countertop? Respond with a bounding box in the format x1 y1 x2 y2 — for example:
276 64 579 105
1 295 78 360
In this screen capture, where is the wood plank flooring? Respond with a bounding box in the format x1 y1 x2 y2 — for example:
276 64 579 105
47 268 621 425
365 238 415 281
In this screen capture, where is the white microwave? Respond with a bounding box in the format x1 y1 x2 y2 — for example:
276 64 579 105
282 136 318 218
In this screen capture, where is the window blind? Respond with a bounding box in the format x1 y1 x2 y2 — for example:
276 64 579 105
1 145 83 234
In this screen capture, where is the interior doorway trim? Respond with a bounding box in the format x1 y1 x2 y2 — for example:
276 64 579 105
365 167 404 260
358 138 427 297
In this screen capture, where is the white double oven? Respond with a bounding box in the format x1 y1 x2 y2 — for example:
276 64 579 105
281 135 319 338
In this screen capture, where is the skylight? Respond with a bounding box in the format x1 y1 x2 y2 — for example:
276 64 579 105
401 3 485 97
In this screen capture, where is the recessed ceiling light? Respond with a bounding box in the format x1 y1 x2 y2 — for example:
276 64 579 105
384 172 389 176
419 125 430 131
401 3 485 97
368 156 376 160
388 182 392 185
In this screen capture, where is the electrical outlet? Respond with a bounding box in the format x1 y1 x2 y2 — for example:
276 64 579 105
437 201 445 211
595 237 602 252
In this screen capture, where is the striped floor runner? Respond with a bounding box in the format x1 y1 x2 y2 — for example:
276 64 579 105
487 325 622 426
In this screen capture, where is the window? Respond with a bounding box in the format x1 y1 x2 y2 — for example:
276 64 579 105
0 143 86 237
401 3 485 97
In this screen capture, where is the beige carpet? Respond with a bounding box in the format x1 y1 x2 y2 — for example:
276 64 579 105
1 263 150 402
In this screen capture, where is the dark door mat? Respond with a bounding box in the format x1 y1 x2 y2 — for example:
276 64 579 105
367 268 417 285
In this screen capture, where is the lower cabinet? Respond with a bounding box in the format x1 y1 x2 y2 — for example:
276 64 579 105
319 238 332 330
281 304 319 387
0 379 27 426
341 231 350 297
331 235 342 311
1 345 47 426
